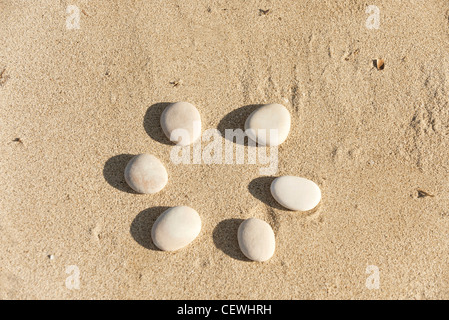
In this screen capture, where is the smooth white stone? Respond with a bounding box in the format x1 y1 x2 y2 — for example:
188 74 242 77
124 153 168 194
237 218 275 262
161 102 201 146
244 103 291 146
270 176 321 211
151 206 201 251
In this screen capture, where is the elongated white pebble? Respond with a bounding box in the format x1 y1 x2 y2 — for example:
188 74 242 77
151 206 201 251
270 176 321 211
124 153 168 194
244 103 291 146
161 102 201 146
237 218 275 262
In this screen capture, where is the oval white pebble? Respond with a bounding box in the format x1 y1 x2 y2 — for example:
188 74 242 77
270 176 321 211
161 102 201 146
124 153 168 194
237 218 275 262
244 103 291 146
151 206 201 251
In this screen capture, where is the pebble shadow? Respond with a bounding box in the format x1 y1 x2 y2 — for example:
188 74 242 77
130 206 170 251
248 176 290 211
103 154 138 194
217 104 262 146
212 219 250 262
143 102 173 145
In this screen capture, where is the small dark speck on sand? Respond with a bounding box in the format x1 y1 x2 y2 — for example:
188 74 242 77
259 9 271 16
417 189 434 198
373 59 385 70
0 69 9 86
169 80 182 87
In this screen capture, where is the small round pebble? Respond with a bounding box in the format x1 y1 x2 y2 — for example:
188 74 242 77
244 103 291 146
124 153 168 194
270 176 321 211
151 206 201 251
161 102 201 146
237 218 275 262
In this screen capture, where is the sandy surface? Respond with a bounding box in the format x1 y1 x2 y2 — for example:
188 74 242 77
1 0 449 299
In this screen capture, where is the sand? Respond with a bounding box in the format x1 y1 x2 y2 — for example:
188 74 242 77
1 0 449 299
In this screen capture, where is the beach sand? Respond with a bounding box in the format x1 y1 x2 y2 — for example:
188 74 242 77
1 0 449 299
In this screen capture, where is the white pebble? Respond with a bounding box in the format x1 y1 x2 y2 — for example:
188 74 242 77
161 102 201 146
244 103 291 146
237 218 275 262
124 154 168 194
270 176 321 211
151 206 201 251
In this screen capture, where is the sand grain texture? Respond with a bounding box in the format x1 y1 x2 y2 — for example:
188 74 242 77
1 0 449 299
